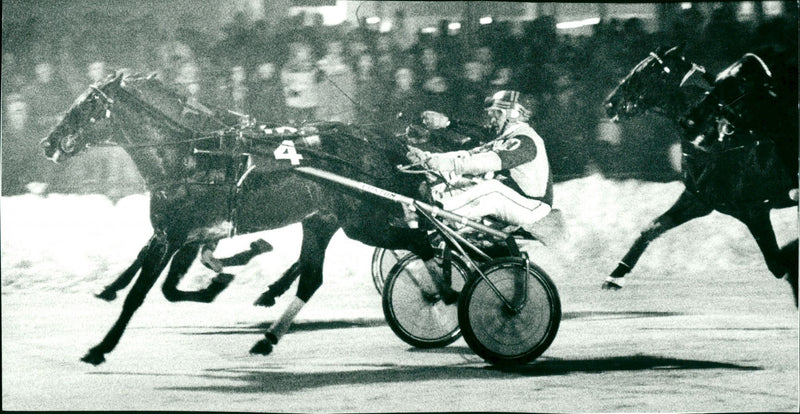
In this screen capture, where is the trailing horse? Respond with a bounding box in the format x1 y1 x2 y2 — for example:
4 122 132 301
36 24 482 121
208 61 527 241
42 73 440 365
603 45 798 305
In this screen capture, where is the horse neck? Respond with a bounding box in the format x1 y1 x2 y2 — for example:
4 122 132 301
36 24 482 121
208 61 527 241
111 96 194 188
654 60 714 125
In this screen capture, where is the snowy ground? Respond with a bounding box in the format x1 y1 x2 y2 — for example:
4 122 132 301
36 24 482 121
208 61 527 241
2 174 798 412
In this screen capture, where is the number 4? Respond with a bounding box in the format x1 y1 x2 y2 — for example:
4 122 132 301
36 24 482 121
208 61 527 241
274 140 303 165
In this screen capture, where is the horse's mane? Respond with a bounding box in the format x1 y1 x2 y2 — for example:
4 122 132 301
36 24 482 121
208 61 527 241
115 73 243 132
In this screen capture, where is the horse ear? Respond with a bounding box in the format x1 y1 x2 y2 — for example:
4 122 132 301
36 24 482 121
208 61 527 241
113 71 124 84
672 43 686 55
147 72 158 80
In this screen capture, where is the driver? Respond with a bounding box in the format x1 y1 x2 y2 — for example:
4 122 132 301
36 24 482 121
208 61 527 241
408 90 553 231
407 90 553 303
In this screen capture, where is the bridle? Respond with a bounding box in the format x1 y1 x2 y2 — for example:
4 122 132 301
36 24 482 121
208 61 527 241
84 81 228 150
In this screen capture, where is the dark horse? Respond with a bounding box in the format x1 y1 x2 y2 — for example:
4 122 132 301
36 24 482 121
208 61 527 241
603 45 798 305
42 73 439 365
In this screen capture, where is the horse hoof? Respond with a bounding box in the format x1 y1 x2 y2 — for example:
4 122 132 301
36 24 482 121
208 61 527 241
249 333 278 356
601 281 623 290
81 351 106 366
254 291 277 307
442 290 460 305
95 289 117 302
250 239 273 254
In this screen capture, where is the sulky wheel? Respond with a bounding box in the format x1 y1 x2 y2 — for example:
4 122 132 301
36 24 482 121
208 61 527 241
371 248 411 294
382 252 470 348
458 257 560 366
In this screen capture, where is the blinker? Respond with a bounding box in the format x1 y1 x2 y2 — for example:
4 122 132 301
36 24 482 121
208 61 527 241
60 135 77 153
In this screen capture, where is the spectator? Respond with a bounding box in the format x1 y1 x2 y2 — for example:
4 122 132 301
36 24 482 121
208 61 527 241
382 65 423 135
174 60 202 104
2 93 32 195
87 60 109 84
280 40 320 124
353 52 382 124
417 46 450 114
451 55 493 125
230 65 248 114
316 39 356 123
373 33 398 87
247 61 286 126
24 60 72 131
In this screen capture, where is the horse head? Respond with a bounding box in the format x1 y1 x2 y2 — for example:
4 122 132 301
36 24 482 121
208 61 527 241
41 73 125 162
604 44 709 121
41 72 242 164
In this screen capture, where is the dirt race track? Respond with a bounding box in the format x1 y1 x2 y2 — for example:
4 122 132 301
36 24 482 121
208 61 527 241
3 257 798 413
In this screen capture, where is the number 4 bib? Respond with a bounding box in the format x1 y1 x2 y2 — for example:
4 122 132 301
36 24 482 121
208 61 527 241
274 140 303 165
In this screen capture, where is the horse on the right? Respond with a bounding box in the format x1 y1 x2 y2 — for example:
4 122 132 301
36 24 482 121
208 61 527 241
602 45 798 305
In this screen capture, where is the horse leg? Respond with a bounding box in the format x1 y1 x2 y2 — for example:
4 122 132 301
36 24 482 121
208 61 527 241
81 238 177 365
95 236 153 301
218 239 273 266
603 191 713 290
253 261 301 307
741 210 797 305
779 239 798 306
250 214 339 355
199 239 273 272
159 243 235 303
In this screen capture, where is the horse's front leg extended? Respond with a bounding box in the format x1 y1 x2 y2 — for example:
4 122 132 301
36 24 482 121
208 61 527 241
603 190 712 290
82 239 176 365
95 236 155 301
250 215 339 356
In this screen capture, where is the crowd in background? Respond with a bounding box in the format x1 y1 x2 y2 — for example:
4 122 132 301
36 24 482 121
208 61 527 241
2 3 797 197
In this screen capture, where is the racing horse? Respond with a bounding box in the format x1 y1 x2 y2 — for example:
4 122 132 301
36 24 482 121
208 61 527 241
41 73 439 365
603 45 798 304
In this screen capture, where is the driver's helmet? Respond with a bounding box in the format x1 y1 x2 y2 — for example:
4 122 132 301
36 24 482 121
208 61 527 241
483 90 531 121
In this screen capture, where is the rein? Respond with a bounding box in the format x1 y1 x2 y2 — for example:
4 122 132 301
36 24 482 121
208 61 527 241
93 80 238 150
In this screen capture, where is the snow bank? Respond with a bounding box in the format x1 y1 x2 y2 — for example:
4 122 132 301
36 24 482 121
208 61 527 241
2 174 797 297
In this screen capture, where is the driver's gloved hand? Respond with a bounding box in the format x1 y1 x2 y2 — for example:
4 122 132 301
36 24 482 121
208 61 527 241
421 111 450 130
406 146 431 165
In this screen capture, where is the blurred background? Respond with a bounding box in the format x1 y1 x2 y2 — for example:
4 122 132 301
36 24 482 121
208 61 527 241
2 0 797 199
